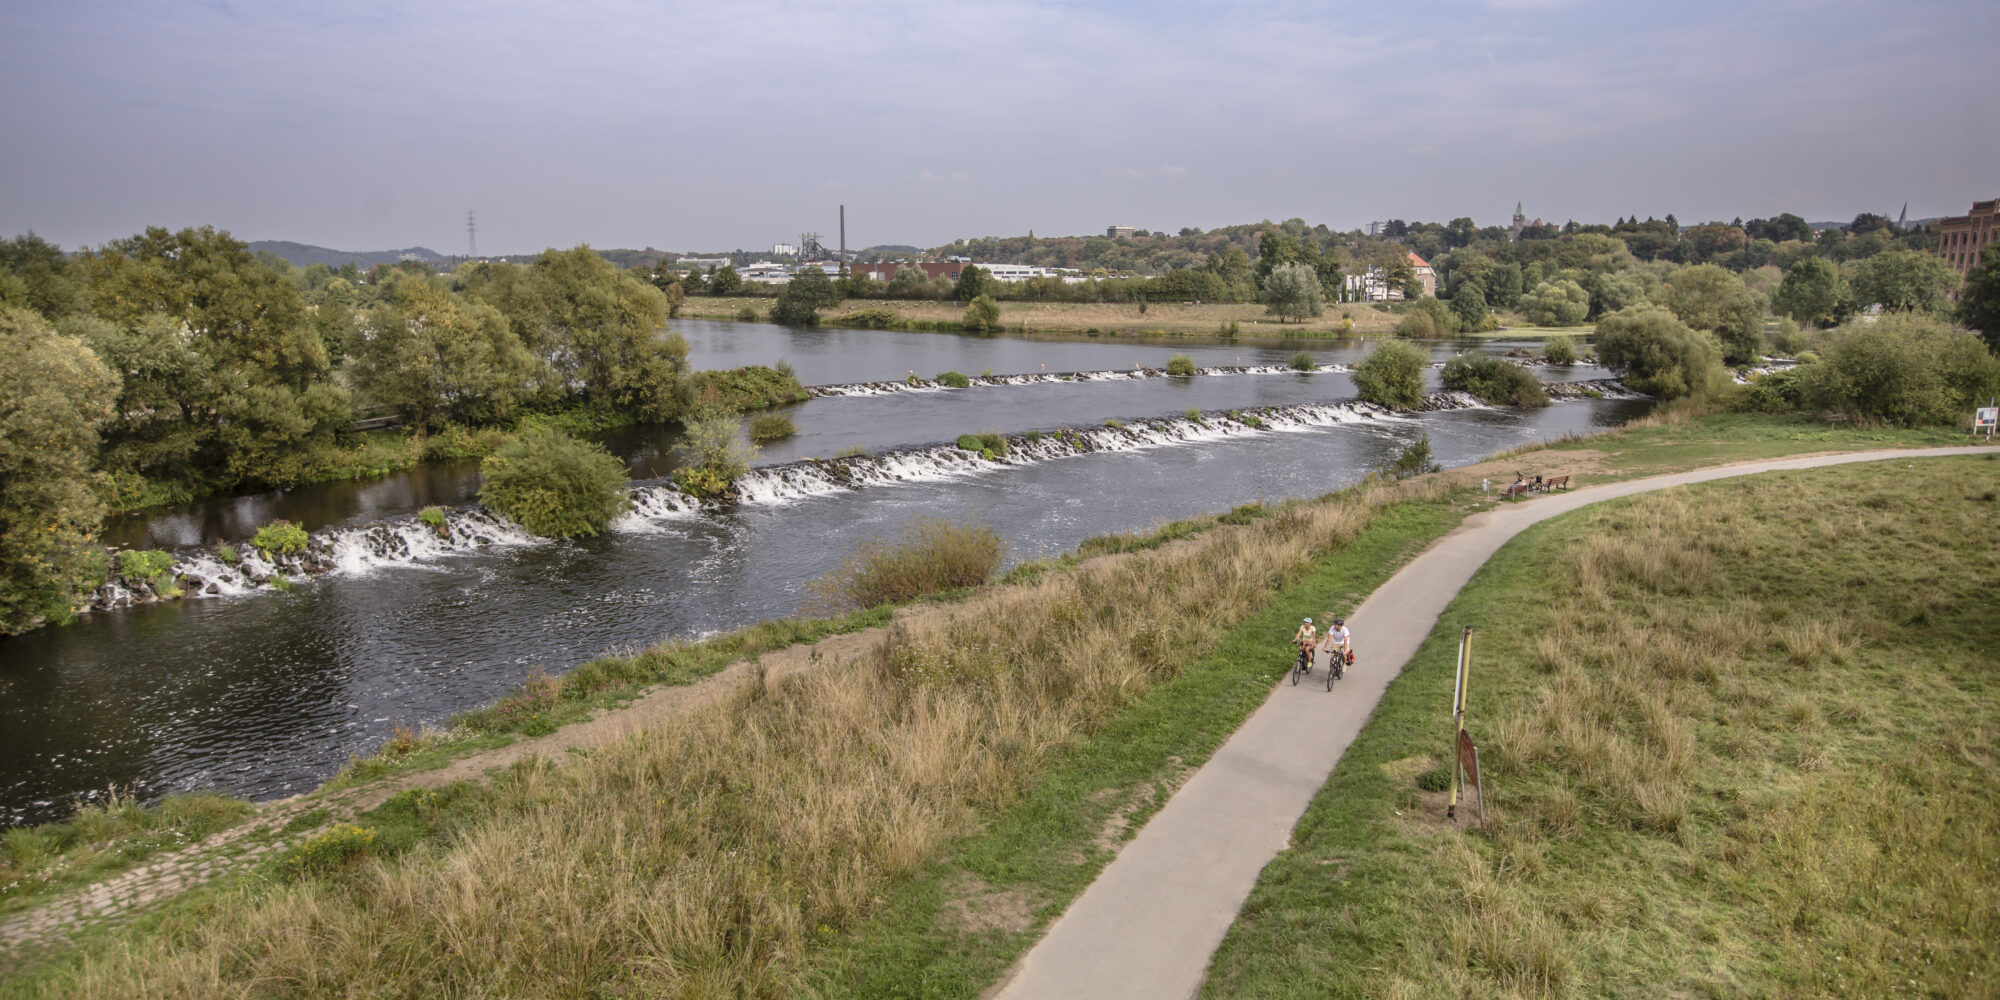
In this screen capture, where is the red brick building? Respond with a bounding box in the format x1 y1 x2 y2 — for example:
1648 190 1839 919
1937 197 1997 278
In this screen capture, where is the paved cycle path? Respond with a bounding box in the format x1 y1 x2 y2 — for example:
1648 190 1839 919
992 446 2000 1000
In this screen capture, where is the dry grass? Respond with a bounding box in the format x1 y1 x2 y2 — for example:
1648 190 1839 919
9 478 1453 998
683 297 1403 339
1203 458 2000 999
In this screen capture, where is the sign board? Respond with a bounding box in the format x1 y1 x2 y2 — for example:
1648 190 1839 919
1457 728 1480 792
1977 407 1998 429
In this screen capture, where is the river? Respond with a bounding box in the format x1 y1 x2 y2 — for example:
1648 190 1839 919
0 320 1644 825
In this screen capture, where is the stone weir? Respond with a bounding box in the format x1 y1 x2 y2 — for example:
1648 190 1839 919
809 363 1349 396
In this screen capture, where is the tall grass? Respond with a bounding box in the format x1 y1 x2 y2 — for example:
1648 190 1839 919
9 477 1451 998
1202 459 2000 999
807 514 1004 611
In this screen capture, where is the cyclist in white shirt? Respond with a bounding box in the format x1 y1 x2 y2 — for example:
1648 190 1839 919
1326 618 1352 672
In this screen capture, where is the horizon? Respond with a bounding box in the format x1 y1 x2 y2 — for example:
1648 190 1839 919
2 1 1994 256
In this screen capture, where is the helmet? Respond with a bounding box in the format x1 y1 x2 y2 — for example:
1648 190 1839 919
1303 617 1312 624
1333 619 1344 626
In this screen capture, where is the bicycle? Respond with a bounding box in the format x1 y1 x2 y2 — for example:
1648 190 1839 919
1325 644 1349 691
1291 640 1313 685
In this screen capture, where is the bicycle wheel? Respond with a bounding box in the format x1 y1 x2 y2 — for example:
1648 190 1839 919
1291 650 1304 685
1325 656 1335 691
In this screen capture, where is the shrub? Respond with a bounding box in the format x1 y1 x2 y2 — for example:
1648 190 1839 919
1441 354 1549 407
1542 334 1578 365
1593 306 1728 400
1185 408 1202 422
808 514 1004 610
280 823 377 880
216 544 238 564
936 370 972 388
1521 279 1591 326
1166 354 1197 377
1396 312 1437 338
747 414 795 443
1739 366 1810 413
1290 351 1316 371
1382 434 1441 479
733 305 761 322
478 427 632 537
687 365 809 415
1104 418 1126 430
962 294 1001 333
954 432 1007 459
671 415 757 499
1770 317 1809 357
1796 313 2000 425
1352 340 1430 410
118 549 174 580
1416 765 1452 792
417 506 448 530
252 520 310 555
833 307 901 329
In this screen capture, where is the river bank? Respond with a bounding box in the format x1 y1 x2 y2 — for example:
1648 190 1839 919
0 414 1979 993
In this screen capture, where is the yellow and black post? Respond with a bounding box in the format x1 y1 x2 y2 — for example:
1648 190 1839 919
1447 626 1472 820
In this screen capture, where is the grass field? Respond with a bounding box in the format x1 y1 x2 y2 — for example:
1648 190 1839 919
1200 456 2000 999
680 296 1408 340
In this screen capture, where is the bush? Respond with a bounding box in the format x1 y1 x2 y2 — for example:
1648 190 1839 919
733 305 761 322
1441 354 1549 407
216 544 238 564
687 365 809 415
1382 434 1441 479
936 370 972 388
1290 350 1316 372
1739 366 1810 413
1352 340 1430 410
1796 313 2000 425
671 415 757 499
118 549 174 580
1542 334 1578 365
478 427 632 537
1166 354 1197 377
832 307 901 329
963 294 1002 333
417 506 448 530
747 414 796 443
280 823 377 880
1593 306 1728 400
954 432 1007 459
1521 279 1591 326
1395 311 1438 338
808 514 1004 610
252 520 310 555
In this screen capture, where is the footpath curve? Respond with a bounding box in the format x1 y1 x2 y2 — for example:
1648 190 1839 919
991 445 2000 1000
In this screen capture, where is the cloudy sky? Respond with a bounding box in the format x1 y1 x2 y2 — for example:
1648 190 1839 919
2 0 1994 255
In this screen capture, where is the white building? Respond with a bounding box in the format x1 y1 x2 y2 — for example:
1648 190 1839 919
676 257 730 271
1343 270 1401 302
740 261 791 283
772 242 799 256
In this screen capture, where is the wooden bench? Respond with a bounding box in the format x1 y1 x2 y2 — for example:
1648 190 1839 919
1499 481 1533 499
1536 474 1571 493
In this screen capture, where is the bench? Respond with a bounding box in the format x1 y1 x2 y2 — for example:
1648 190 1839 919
1536 474 1571 493
1499 481 1532 499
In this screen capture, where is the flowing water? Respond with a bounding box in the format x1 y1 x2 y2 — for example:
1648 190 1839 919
1 321 1643 825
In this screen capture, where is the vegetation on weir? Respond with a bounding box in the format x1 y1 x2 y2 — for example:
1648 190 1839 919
1201 457 2000 999
1441 353 1549 407
807 514 1006 612
475 428 631 538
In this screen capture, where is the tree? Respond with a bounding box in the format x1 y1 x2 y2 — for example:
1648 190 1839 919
953 265 998 303
1799 313 2000 425
770 267 840 326
1351 340 1429 410
1262 261 1324 323
1958 244 2000 355
478 427 631 538
1660 264 1764 363
1771 256 1844 328
1593 306 1726 399
0 309 119 633
707 264 742 296
1850 248 1960 313
1441 353 1548 407
1450 284 1487 329
351 274 530 431
1520 279 1591 326
962 294 1002 333
0 233 82 319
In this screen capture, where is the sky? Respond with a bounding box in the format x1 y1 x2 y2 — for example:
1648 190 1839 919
2 0 1995 256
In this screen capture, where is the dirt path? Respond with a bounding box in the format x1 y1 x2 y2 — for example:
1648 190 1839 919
987 446 2000 1000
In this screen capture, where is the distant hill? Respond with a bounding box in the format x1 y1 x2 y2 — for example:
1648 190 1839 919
250 241 449 269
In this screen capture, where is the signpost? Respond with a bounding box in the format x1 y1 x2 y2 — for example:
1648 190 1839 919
1447 627 1477 822
1976 399 1997 441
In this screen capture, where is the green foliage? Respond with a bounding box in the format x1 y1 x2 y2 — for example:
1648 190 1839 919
279 823 377 880
1381 434 1441 479
771 268 840 326
1521 278 1591 326
1542 334 1578 365
1262 261 1325 323
1851 247 1960 314
808 514 1004 610
1772 256 1845 328
477 427 632 538
1105 418 1126 430
1395 311 1439 338
1450 283 1487 328
0 309 118 633
351 273 530 432
1594 306 1728 400
686 365 809 415
707 264 742 296
671 415 757 499
1352 340 1430 410
831 307 901 329
955 432 1008 459
962 294 1002 333
117 549 174 580
418 506 448 530
1738 366 1811 413
216 544 238 564
1289 351 1316 372
252 519 310 555
936 370 972 388
1795 313 2000 426
1415 764 1452 792
1166 354 1197 377
1660 264 1765 364
747 414 796 443
1440 354 1550 407
1960 245 2000 356
954 265 1000 303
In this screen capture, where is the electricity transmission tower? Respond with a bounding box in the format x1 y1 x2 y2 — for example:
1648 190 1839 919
467 211 478 259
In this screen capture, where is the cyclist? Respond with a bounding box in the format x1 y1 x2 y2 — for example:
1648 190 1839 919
1292 617 1318 673
1326 618 1352 674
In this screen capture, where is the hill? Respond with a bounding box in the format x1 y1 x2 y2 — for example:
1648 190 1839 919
248 241 451 269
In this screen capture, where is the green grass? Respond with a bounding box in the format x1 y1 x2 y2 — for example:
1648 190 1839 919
801 493 1472 997
1572 410 1970 477
0 792 252 921
1200 457 2000 998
